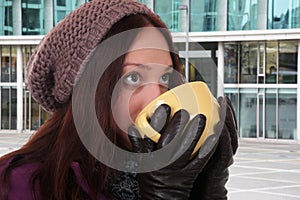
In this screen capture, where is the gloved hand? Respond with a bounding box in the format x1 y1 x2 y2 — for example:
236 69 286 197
189 96 239 200
128 104 221 200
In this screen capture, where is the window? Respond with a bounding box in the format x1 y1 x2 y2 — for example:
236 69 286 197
1 87 17 130
191 0 218 31
224 43 239 83
224 88 239 128
240 42 258 83
226 87 298 140
265 41 278 83
1 46 17 82
154 0 179 32
4 6 13 27
278 89 297 139
24 88 51 131
278 41 297 83
228 0 258 30
22 45 36 80
265 40 298 84
57 0 66 6
268 0 300 29
2 5 13 35
19 0 45 35
239 88 257 138
54 0 86 26
22 8 40 29
224 40 298 84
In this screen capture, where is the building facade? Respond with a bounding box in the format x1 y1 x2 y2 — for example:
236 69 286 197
0 0 299 142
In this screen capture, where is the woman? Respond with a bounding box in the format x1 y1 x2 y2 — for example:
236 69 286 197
0 0 238 199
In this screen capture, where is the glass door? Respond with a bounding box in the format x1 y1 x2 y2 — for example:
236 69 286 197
265 89 277 139
239 88 257 138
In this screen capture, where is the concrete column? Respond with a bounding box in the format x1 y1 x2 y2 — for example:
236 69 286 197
217 0 227 31
17 46 23 133
257 0 268 30
297 40 300 141
217 42 224 97
12 0 22 35
44 0 54 33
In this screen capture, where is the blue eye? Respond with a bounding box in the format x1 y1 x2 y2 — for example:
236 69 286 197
159 73 170 85
123 72 141 86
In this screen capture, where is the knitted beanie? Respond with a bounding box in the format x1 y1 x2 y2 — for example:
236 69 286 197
26 0 164 113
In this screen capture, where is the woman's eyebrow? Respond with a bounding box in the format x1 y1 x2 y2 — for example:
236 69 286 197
165 66 174 71
123 63 173 70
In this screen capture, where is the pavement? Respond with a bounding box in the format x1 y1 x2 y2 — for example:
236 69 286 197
0 133 300 199
227 139 300 200
0 132 32 157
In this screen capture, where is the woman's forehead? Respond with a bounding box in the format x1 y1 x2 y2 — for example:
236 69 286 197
128 27 170 52
124 48 172 66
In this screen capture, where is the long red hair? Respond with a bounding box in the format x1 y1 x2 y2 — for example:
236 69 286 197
0 14 183 200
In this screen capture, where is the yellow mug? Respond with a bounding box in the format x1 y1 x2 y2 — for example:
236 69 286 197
135 81 220 156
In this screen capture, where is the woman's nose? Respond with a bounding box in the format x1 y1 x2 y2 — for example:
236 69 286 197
140 83 163 108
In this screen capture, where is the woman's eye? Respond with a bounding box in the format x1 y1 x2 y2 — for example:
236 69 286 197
159 73 170 85
123 72 141 86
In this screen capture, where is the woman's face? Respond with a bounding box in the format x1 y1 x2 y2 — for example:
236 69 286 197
112 27 173 136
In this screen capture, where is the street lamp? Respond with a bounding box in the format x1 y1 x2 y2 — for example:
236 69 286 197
179 3 189 82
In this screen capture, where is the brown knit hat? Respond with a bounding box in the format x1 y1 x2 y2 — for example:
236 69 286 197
26 0 164 113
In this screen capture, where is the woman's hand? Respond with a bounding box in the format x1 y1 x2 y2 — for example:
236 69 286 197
128 104 221 200
189 96 239 200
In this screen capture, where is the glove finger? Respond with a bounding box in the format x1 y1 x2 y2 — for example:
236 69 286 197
217 96 228 137
186 121 221 171
149 104 171 132
217 96 224 108
218 124 234 168
224 96 239 155
218 97 235 162
221 96 237 132
175 114 206 164
197 132 219 160
188 121 233 175
157 109 189 149
218 96 239 155
225 96 238 130
128 125 144 153
217 96 226 124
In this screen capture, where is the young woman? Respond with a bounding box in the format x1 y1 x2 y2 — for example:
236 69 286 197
0 0 238 199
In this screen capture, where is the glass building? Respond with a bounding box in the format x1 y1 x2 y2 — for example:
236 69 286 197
0 0 299 142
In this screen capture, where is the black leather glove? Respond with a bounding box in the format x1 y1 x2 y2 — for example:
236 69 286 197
189 96 239 200
128 104 221 200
